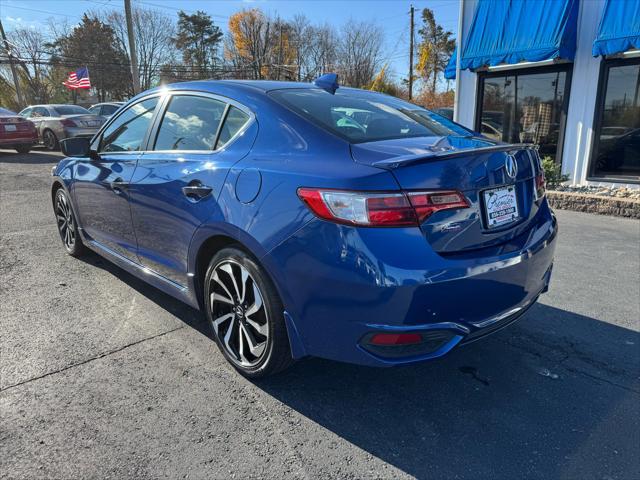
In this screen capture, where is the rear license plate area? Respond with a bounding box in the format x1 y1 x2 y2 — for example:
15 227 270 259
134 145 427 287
483 185 519 228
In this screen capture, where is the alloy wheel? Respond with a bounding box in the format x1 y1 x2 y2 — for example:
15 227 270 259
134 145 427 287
44 131 57 150
55 192 75 250
209 260 269 367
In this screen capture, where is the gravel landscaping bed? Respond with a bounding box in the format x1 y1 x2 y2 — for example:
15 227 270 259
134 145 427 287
552 185 640 200
547 187 640 219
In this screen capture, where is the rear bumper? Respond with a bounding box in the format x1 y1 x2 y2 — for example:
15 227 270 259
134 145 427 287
266 201 557 367
0 134 38 146
63 127 99 139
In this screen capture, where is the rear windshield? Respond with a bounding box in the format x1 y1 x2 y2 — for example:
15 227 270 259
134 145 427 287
269 88 472 143
0 107 16 116
53 105 90 115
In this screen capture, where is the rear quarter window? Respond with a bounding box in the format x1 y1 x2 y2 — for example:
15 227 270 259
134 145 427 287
102 105 119 115
216 107 250 149
53 105 90 115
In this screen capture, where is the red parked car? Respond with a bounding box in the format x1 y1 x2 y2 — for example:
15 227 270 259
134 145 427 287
0 107 38 153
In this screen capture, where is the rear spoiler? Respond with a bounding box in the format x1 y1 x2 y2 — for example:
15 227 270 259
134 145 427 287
371 143 538 169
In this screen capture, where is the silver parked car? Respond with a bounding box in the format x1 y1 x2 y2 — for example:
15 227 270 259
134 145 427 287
18 104 105 150
87 101 125 119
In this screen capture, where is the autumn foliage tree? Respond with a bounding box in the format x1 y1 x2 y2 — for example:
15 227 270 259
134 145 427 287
226 9 274 80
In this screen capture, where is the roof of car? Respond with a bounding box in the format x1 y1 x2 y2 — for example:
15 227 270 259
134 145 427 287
25 104 88 109
177 80 321 92
129 79 383 108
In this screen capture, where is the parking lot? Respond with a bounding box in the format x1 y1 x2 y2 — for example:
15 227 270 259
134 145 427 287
1 148 639 479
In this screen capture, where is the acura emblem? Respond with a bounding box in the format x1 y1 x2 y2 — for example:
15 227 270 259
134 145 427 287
505 155 518 179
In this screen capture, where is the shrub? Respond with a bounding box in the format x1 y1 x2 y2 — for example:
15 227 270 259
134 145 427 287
542 156 569 189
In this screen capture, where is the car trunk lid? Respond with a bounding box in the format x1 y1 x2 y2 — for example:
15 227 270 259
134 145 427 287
0 116 35 132
351 135 544 254
63 114 104 128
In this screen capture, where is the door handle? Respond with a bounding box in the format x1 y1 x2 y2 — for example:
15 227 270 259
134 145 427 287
182 181 213 201
111 177 128 194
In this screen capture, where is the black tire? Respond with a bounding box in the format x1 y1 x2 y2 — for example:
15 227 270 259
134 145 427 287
15 145 31 154
54 188 86 257
43 129 59 151
204 246 293 378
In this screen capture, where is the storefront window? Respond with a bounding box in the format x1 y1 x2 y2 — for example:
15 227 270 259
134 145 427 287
477 67 570 162
590 59 640 181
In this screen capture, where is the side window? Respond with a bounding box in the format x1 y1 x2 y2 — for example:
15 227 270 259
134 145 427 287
154 95 226 151
88 106 100 115
32 107 48 118
99 97 158 153
102 105 119 116
216 106 250 149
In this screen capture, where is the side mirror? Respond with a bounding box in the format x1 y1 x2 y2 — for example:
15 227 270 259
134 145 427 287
60 137 92 157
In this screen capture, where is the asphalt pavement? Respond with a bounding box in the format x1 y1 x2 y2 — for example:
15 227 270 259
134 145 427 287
1 148 639 479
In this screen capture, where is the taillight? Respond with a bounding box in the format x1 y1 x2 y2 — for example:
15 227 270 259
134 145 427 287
297 188 469 227
60 119 77 127
406 191 470 222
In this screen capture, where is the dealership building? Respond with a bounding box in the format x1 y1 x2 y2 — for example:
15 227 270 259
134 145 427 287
446 0 639 187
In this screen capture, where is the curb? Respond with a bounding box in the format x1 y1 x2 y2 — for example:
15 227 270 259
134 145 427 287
546 191 640 219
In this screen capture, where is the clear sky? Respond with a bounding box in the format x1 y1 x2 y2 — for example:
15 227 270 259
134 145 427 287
0 0 459 82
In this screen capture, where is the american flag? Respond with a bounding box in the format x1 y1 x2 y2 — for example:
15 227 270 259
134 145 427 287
63 67 91 89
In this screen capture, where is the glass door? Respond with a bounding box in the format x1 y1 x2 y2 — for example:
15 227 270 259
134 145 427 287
476 65 572 163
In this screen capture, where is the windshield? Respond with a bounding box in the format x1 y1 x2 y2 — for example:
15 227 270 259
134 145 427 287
53 105 91 115
269 88 471 143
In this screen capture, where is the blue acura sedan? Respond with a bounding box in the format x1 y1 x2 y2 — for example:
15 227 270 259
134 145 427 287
52 75 557 377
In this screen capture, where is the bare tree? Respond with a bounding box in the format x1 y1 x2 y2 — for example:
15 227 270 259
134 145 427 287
306 23 338 80
288 14 311 81
6 27 55 103
105 8 176 90
336 20 383 88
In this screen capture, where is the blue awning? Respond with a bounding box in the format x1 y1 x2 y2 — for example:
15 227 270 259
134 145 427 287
444 48 457 80
445 0 578 79
593 0 640 56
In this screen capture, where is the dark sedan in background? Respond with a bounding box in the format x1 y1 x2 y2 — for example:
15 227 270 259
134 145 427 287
88 102 125 119
0 107 38 153
19 104 105 150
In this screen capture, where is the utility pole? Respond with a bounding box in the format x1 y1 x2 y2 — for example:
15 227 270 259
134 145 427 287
278 24 283 81
408 5 414 101
0 19 24 109
124 0 140 94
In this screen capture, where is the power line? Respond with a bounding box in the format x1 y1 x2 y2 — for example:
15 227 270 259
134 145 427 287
134 0 230 21
0 4 85 20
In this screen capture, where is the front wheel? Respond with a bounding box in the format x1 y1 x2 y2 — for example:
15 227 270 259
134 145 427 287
54 189 86 257
204 247 293 378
